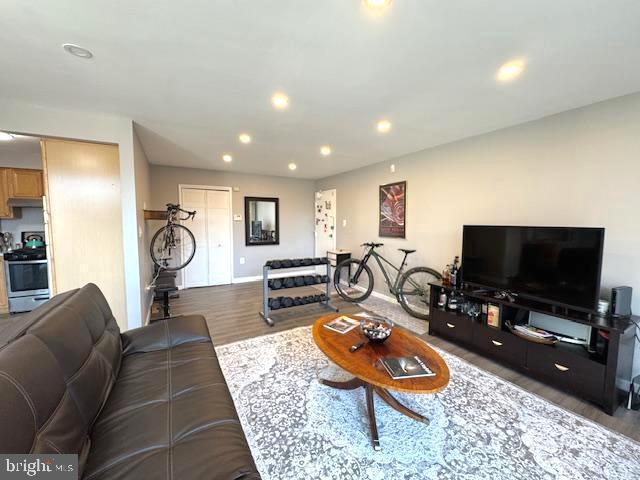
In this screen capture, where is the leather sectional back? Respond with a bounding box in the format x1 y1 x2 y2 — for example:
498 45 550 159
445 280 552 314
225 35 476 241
0 283 121 467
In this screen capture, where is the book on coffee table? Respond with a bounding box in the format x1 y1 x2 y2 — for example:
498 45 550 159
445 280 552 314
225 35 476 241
323 316 359 334
381 356 436 380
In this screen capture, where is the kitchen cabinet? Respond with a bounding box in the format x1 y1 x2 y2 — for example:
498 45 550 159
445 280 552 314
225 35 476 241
7 168 44 199
0 167 44 219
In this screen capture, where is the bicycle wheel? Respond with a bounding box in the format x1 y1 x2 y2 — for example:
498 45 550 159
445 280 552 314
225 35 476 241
333 259 374 302
150 224 196 271
397 267 442 319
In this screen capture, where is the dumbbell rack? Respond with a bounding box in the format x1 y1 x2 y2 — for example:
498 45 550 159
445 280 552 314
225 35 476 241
259 257 339 326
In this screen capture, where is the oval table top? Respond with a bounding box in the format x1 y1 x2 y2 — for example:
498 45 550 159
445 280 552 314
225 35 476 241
312 314 450 394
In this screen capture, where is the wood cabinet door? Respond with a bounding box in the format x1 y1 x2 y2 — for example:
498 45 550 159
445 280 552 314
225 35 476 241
0 169 14 218
8 168 44 198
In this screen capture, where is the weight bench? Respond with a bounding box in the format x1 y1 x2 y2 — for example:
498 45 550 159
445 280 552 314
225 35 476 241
151 270 179 321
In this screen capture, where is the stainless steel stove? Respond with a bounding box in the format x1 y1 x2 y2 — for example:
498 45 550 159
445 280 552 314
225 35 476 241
3 247 49 313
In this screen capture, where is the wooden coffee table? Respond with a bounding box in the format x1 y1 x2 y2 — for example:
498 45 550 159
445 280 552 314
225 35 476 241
312 314 450 450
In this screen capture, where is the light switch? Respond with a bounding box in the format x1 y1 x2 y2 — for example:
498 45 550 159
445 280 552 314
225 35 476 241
342 219 347 227
239 257 246 265
390 164 396 173
233 214 242 221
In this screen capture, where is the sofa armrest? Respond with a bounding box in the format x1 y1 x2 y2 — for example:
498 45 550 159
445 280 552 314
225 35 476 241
121 315 211 356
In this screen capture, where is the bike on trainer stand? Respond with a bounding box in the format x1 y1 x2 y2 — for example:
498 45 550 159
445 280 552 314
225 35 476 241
333 242 442 319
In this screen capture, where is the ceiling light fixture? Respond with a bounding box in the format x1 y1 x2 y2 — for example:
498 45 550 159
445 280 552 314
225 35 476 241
288 162 297 171
320 145 332 156
377 119 392 133
222 154 233 163
497 59 525 82
238 133 252 144
62 43 94 59
364 0 392 11
272 92 289 110
0 132 15 142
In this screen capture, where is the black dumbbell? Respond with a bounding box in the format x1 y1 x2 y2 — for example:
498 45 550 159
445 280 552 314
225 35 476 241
281 259 293 268
270 259 282 269
282 297 294 308
302 295 312 304
319 257 329 264
265 260 272 267
301 258 313 266
270 278 283 290
293 296 302 306
314 275 323 284
304 275 315 285
284 277 295 288
269 297 282 310
320 275 329 283
311 257 321 265
294 276 305 287
292 258 301 267
319 293 328 301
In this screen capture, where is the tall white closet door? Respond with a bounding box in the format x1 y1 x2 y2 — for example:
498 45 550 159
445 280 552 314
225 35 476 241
182 188 209 288
206 190 232 285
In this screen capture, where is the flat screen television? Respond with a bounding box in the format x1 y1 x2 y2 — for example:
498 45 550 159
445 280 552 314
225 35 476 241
461 226 605 312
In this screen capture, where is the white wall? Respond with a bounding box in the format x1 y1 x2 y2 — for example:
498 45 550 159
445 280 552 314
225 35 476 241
0 98 142 329
132 125 154 324
316 92 640 376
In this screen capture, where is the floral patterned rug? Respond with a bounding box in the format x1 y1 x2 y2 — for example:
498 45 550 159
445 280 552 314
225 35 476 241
216 327 640 480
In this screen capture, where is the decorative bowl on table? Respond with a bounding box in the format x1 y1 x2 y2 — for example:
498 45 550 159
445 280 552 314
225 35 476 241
360 316 393 343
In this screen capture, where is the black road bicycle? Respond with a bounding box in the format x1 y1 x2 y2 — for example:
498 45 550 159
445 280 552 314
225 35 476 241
333 242 442 319
150 203 197 271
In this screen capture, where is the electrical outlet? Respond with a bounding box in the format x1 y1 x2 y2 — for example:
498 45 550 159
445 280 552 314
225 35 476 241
342 219 347 227
239 257 246 265
390 163 396 173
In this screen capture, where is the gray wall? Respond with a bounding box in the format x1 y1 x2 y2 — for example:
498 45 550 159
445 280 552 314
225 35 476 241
316 92 640 376
149 165 316 278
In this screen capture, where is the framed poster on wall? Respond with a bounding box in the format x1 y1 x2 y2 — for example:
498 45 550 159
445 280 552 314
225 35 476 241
379 180 406 238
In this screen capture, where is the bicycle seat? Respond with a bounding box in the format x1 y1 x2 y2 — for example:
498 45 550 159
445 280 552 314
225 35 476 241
398 248 416 254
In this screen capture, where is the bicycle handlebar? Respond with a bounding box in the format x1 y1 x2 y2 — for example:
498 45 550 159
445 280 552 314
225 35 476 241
166 203 196 220
361 242 384 248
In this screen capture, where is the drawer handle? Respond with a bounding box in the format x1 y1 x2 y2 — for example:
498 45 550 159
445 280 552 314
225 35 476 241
491 340 503 346
446 323 455 329
554 363 569 372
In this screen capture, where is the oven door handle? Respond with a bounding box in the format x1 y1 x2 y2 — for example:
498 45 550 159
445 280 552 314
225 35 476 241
33 297 50 301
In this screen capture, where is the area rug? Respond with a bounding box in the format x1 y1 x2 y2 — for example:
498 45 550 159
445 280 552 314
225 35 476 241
216 327 640 480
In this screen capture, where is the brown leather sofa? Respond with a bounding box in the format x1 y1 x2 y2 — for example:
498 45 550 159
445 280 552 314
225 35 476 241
0 283 261 480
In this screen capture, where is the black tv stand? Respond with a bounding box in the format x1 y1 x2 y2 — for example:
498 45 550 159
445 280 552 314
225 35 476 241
428 281 636 415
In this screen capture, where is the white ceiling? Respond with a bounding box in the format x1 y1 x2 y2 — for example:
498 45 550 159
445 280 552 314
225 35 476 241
1 1 640 179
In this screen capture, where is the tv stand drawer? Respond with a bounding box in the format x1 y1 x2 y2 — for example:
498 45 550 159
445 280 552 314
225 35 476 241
526 343 605 401
429 310 473 344
473 327 526 366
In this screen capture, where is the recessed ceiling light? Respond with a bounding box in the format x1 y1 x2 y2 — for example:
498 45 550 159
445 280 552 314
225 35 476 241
0 132 14 142
272 92 289 110
497 59 525 82
62 43 93 59
320 145 332 156
364 0 392 10
288 162 297 171
238 133 252 144
377 119 392 133
222 154 233 163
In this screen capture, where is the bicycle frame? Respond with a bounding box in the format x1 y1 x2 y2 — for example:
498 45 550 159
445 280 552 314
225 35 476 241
352 246 411 296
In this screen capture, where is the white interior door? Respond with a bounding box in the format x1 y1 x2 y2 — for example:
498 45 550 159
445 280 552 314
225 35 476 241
315 189 337 257
181 187 232 288
207 190 232 285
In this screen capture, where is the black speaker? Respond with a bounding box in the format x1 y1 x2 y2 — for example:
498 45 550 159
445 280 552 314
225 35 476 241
611 286 632 317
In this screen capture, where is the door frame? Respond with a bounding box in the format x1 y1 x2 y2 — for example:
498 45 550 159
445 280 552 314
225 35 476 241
178 184 234 289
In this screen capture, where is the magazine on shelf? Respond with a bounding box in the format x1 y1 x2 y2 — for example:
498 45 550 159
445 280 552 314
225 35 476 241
324 316 360 334
513 324 555 338
381 356 436 380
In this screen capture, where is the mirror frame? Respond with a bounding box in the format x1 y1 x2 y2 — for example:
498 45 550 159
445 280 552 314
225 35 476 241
244 196 280 246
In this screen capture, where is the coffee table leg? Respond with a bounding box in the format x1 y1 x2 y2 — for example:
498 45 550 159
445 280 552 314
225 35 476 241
365 384 381 451
375 387 430 425
318 377 364 390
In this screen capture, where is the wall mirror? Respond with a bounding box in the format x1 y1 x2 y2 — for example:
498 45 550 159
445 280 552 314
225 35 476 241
245 197 279 245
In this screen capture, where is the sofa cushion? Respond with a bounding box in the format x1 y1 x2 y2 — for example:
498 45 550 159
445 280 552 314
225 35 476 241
0 283 121 472
83 315 260 480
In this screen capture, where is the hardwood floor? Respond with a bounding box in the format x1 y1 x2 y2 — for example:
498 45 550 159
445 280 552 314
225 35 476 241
161 281 640 442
